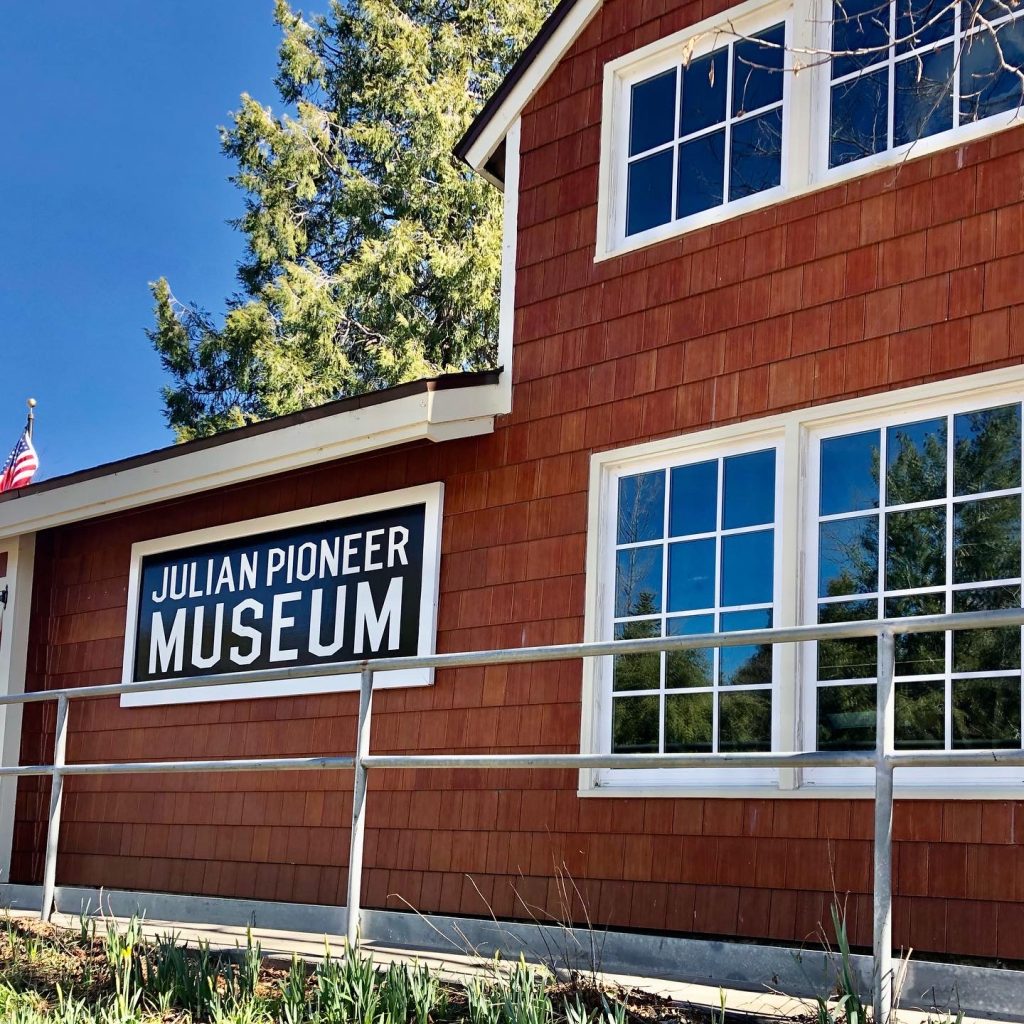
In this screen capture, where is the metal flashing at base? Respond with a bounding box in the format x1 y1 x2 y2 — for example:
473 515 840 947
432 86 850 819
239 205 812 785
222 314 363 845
2 883 1022 1020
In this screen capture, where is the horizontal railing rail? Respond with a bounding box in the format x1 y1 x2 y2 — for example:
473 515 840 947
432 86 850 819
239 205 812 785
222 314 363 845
3 607 1024 1024
1 607 1021 707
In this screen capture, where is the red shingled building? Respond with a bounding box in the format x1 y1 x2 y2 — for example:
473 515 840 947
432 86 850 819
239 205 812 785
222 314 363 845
3 0 1024 974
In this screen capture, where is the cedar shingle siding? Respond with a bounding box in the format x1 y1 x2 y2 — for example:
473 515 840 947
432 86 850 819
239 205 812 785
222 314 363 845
13 0 1024 961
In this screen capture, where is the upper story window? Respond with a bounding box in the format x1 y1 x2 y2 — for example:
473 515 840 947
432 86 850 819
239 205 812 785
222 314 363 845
829 0 1024 167
597 0 1024 259
625 24 786 236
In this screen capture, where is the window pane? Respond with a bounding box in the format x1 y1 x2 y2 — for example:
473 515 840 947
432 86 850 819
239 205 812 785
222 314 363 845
961 17 1024 122
901 0 954 52
895 680 946 749
818 683 877 749
616 546 663 617
723 450 776 529
732 23 786 116
721 529 774 606
953 585 1022 673
952 677 1022 748
613 695 660 753
668 538 716 611
886 417 947 505
720 608 773 686
670 460 718 536
630 69 678 156
819 515 879 597
953 404 1022 495
666 614 715 688
719 690 772 751
830 68 889 167
885 506 946 590
896 0 955 53
627 148 675 237
832 0 891 78
818 599 878 681
681 48 728 135
894 45 955 146
962 0 1017 22
665 692 713 752
617 471 666 544
729 107 783 201
677 129 726 219
614 619 661 692
820 430 881 514
885 593 946 675
953 495 1021 584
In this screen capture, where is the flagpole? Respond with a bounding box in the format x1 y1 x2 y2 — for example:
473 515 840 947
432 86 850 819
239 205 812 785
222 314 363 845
26 398 36 440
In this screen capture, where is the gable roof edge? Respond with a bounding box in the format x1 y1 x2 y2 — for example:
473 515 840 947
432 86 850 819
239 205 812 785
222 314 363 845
455 0 603 181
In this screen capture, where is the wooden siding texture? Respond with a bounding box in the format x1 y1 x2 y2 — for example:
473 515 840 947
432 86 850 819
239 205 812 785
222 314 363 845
12 0 1024 960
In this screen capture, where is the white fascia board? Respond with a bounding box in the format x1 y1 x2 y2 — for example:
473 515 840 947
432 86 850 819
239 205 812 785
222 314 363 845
463 0 603 173
0 383 501 540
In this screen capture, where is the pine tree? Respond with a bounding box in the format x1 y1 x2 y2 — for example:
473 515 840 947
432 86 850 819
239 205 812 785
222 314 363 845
149 0 552 441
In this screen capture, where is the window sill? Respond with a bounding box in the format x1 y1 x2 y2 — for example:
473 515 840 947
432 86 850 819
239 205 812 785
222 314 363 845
579 782 1024 799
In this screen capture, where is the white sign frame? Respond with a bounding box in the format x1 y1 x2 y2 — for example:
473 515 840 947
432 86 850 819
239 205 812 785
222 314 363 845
120 483 444 707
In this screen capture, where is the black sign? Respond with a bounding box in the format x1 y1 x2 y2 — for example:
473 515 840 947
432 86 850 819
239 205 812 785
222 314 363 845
133 504 427 682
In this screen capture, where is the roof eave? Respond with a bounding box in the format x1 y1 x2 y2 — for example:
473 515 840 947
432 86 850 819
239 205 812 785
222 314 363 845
0 371 502 539
455 0 603 182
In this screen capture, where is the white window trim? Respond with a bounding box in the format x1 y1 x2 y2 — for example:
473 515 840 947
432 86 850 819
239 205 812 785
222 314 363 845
596 0 1024 262
581 364 1024 798
801 394 1024 791
598 433 786 790
120 483 443 707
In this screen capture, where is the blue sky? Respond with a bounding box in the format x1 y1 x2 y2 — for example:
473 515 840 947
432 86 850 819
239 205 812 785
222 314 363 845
0 2 285 480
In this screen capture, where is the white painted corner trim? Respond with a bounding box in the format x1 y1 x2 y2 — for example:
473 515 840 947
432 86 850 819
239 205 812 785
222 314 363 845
497 118 522 416
120 483 444 707
0 385 498 541
0 535 33 879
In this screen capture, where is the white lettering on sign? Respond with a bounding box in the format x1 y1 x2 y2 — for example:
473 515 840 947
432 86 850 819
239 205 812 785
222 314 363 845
229 599 263 666
131 496 436 698
145 577 408 675
149 608 187 674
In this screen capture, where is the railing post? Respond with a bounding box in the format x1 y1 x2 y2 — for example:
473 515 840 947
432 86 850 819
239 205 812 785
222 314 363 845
346 666 374 948
873 630 896 1024
40 694 69 923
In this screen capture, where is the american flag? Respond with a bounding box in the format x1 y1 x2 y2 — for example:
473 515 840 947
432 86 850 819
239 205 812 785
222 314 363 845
0 431 39 493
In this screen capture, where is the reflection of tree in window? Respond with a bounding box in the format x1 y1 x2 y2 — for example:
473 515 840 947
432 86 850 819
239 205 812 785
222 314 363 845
816 403 1024 752
614 595 660 692
829 0 1024 168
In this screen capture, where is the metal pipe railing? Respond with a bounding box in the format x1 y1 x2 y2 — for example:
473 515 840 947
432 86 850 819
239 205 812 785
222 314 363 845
4 607 1024 1023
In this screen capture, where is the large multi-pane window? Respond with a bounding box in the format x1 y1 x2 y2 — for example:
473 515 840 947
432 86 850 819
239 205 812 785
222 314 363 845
592 377 1024 791
600 0 1024 256
814 402 1023 752
624 24 786 238
828 0 1024 167
611 448 778 755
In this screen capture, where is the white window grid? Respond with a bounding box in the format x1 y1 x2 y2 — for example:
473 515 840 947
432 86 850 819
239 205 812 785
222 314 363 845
585 369 1024 792
812 405 1024 752
597 0 1024 260
611 452 779 754
829 0 1024 157
625 27 787 230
